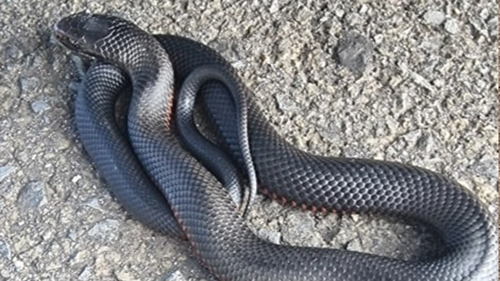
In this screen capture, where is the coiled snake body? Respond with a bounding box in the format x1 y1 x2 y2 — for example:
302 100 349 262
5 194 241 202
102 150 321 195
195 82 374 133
54 13 498 281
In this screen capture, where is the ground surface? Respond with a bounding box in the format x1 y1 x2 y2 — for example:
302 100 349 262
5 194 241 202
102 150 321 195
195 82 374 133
0 1 498 280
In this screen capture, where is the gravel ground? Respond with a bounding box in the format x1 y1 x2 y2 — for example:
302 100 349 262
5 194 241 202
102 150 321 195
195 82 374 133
0 1 498 280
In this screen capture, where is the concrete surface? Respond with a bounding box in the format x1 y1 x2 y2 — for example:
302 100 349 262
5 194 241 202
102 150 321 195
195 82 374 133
0 1 498 280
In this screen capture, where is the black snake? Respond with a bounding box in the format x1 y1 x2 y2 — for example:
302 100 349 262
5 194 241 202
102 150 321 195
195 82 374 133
53 12 498 281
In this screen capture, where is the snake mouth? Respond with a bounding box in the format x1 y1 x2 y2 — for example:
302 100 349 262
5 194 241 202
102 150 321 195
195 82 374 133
53 17 97 60
53 20 79 52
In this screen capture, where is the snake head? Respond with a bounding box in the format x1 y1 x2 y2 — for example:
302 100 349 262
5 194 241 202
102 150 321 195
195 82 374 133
53 12 150 67
54 13 111 58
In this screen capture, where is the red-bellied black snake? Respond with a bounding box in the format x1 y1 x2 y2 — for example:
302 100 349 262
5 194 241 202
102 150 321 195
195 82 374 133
53 12 498 281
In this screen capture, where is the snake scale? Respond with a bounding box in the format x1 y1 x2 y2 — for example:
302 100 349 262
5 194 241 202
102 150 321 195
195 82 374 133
53 12 498 281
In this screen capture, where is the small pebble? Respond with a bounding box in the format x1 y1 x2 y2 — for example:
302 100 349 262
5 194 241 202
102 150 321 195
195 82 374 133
479 8 490 20
85 198 105 212
164 270 187 281
31 100 50 114
51 132 70 151
68 230 77 241
0 165 15 181
282 212 323 247
346 238 364 252
344 13 363 26
0 239 11 260
444 19 461 34
487 17 498 39
78 265 93 281
469 16 489 38
359 4 369 14
115 268 137 281
19 77 39 94
373 34 384 44
423 10 445 25
5 44 22 60
275 94 297 113
17 181 46 212
334 9 344 18
71 175 82 183
350 214 360 222
88 219 120 242
336 32 373 74
258 228 281 244
269 0 279 14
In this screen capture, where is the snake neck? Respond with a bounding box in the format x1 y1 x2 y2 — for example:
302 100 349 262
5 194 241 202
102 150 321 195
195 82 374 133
127 45 175 135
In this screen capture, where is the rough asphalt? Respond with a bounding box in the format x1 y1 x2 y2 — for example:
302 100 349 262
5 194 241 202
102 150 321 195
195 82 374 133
0 1 498 280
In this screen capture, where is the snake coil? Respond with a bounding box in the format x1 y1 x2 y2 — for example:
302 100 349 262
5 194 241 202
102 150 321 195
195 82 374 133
54 13 498 281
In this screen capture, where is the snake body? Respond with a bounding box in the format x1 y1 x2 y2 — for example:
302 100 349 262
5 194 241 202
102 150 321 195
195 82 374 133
54 13 498 281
